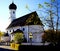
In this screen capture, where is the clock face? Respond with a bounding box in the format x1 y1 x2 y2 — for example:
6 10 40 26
13 11 15 14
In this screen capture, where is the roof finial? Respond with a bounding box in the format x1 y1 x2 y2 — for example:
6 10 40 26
12 0 14 3
9 0 17 10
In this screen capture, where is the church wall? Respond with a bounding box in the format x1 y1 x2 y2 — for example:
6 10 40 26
21 25 44 43
21 26 29 42
6 26 21 34
9 9 16 23
28 25 44 43
6 26 21 41
6 25 44 43
10 10 16 18
28 25 43 33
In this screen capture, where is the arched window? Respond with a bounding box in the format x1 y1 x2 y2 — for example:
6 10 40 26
23 28 25 31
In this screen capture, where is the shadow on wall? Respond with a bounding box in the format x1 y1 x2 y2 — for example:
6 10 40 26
22 37 27 43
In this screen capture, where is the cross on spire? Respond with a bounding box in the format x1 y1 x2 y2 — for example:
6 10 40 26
12 0 14 3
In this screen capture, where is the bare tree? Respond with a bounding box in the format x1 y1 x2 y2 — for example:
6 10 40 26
25 0 60 45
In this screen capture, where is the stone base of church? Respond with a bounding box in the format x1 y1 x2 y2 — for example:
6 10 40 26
21 43 49 45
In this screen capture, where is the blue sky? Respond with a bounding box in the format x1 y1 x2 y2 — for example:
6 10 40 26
0 0 50 32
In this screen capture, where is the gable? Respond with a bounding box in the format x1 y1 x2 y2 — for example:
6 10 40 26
25 12 42 25
7 11 43 29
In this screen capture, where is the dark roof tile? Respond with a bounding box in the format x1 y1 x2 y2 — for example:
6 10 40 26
4 33 9 36
11 29 23 34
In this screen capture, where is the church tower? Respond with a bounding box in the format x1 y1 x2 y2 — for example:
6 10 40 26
9 2 17 23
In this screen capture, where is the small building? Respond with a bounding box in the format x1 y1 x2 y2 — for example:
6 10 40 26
1 33 10 42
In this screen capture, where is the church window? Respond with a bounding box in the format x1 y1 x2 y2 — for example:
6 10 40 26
23 28 25 31
10 30 11 32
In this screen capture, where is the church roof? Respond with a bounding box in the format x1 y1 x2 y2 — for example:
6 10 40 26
4 33 9 36
7 11 43 29
11 29 23 34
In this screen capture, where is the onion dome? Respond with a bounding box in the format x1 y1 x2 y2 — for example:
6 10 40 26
9 2 17 10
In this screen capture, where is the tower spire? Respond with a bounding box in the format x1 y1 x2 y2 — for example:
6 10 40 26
9 1 17 23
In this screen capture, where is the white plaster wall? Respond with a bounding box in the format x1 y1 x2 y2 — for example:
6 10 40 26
29 25 43 33
21 25 44 43
6 26 21 34
9 9 16 22
7 25 44 43
28 25 43 43
21 26 29 42
1 36 10 42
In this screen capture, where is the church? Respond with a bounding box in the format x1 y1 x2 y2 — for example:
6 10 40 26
6 2 44 43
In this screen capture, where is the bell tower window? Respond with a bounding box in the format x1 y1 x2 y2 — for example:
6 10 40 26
13 11 15 14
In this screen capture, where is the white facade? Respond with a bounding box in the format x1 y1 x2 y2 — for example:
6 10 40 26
9 9 16 23
1 36 10 42
6 25 44 43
